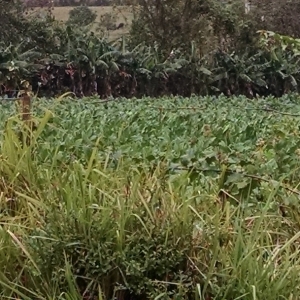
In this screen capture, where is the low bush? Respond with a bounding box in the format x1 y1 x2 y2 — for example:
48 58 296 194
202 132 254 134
66 5 97 27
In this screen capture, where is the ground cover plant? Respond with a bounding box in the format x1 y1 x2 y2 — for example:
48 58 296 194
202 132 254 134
0 95 300 299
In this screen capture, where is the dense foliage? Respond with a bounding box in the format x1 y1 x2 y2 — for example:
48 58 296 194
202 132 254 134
249 0 300 38
1 27 300 99
1 0 300 99
1 95 300 299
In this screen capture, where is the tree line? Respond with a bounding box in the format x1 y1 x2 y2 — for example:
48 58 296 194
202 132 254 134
1 0 300 99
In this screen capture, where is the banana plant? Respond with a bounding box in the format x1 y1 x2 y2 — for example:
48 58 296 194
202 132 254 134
209 48 270 97
127 41 186 96
0 41 41 97
167 41 213 95
65 26 124 97
258 30 300 95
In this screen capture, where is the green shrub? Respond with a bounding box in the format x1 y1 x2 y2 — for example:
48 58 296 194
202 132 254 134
66 5 97 27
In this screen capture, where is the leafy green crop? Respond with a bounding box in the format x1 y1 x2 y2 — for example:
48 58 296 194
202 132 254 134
20 94 300 205
1 94 300 299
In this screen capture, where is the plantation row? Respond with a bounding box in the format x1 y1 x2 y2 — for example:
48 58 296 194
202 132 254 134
3 0 300 100
1 27 300 99
1 95 300 299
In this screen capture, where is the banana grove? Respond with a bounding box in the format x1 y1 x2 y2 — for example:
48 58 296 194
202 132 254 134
1 25 300 99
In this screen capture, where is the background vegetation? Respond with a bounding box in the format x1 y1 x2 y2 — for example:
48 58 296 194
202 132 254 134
2 0 300 99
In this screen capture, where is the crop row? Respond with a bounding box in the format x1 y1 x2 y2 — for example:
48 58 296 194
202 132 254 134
2 94 300 206
1 94 300 299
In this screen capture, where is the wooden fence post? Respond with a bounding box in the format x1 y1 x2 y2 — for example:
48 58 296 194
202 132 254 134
21 92 31 124
19 92 33 146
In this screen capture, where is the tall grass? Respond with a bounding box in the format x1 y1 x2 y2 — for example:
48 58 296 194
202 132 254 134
0 107 299 300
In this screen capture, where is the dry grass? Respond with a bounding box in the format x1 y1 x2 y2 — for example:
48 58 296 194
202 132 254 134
33 6 134 40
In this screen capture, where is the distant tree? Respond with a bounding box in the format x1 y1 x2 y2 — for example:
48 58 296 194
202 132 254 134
98 11 117 31
128 0 245 56
66 5 97 27
0 0 56 44
249 0 300 38
0 0 27 43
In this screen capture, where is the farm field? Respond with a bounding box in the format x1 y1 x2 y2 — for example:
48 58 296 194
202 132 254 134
1 95 300 299
34 6 134 39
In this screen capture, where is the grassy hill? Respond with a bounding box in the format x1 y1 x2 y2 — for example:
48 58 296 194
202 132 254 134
32 5 134 39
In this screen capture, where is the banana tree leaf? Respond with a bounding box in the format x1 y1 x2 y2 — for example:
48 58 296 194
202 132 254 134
255 78 267 87
109 61 119 72
136 68 152 75
239 74 252 83
289 75 297 87
199 66 212 76
95 60 109 69
100 51 121 60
